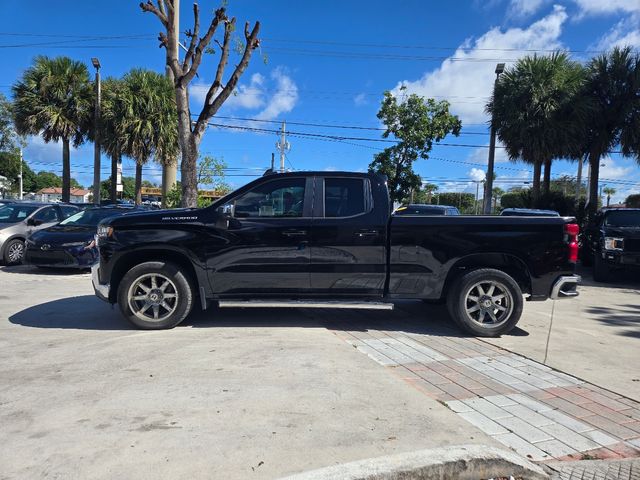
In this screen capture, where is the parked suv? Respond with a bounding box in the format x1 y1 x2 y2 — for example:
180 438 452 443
581 208 640 282
0 203 79 265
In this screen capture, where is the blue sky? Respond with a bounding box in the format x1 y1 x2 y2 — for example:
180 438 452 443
1 0 639 202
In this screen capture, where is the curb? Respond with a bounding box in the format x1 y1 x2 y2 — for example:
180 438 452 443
278 444 549 480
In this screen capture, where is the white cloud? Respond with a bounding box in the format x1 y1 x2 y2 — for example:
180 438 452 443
190 68 298 121
353 93 368 106
572 0 640 16
391 6 567 125
508 0 549 18
467 142 510 165
599 157 634 180
469 168 487 182
592 14 640 50
255 68 299 121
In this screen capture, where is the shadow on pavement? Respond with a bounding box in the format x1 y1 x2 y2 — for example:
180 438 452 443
584 303 640 339
576 264 640 289
0 265 89 276
9 294 529 339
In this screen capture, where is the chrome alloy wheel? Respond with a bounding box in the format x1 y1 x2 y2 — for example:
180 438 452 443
7 241 25 263
463 280 514 327
127 273 179 322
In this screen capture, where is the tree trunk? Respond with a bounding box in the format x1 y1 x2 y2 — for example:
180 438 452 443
181 135 199 208
532 161 542 203
135 162 143 206
587 150 600 216
575 156 584 205
110 152 120 203
543 159 552 196
62 137 71 203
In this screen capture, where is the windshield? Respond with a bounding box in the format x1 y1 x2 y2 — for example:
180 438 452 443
59 208 123 226
604 211 640 227
0 205 39 223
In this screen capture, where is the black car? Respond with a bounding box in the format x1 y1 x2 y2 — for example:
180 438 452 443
24 207 134 269
394 204 460 215
581 208 640 281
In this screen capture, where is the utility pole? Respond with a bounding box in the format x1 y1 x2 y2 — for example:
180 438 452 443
575 155 584 205
483 63 505 214
161 0 179 207
91 57 101 205
18 148 23 200
275 121 290 173
475 181 481 215
271 152 275 171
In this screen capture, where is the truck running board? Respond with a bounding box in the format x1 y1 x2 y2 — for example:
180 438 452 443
217 300 394 310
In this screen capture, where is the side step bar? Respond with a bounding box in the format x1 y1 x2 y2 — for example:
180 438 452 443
218 300 394 310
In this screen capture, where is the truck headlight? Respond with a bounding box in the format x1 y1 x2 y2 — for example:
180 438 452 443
96 225 113 239
604 237 624 251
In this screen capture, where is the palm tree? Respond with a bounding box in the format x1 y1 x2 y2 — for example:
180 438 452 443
603 186 616 207
118 69 178 205
486 53 585 202
578 47 640 216
100 78 126 203
12 56 92 202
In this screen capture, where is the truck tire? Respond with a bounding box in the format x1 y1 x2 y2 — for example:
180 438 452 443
117 261 194 330
446 268 523 337
593 256 611 283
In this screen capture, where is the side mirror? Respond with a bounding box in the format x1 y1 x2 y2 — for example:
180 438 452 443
27 218 42 227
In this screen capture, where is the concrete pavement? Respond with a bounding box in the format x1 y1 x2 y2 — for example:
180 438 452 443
0 266 498 480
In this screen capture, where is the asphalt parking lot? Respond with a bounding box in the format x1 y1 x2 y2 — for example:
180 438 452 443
0 264 638 478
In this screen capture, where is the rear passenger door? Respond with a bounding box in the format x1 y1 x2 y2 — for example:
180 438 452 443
309 176 387 296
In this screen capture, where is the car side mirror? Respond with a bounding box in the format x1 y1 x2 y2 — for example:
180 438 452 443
27 218 42 227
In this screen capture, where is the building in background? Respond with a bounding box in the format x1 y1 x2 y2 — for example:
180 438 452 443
37 187 91 203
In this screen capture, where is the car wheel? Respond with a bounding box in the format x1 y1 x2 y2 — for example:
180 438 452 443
117 261 193 330
580 248 593 267
446 268 523 337
593 255 611 283
3 239 25 265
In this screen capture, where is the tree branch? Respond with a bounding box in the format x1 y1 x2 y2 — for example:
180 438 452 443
201 17 234 110
194 20 261 139
140 0 167 27
182 2 200 72
183 7 226 85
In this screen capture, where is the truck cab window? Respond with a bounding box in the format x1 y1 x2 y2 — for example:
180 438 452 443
233 178 306 218
324 178 366 217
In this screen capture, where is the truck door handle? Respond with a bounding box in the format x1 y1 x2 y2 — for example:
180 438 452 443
282 229 307 237
355 229 378 237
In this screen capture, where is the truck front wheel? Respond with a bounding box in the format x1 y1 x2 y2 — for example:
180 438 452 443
117 261 194 329
446 268 523 337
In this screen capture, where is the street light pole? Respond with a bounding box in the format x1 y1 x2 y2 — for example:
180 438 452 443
91 57 101 205
18 148 23 200
483 63 505 215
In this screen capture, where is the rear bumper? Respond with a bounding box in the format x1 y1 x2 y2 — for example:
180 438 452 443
91 264 110 302
550 275 580 300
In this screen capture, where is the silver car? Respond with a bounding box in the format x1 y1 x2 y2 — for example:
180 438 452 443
0 203 79 265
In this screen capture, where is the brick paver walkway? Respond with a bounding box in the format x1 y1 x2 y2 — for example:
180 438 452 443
324 304 640 463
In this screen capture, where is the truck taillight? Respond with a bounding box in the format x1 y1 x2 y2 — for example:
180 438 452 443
565 223 579 263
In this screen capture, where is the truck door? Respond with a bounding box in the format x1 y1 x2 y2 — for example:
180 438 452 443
309 176 387 296
207 176 313 295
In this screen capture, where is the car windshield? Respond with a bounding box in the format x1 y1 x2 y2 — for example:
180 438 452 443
604 211 640 227
59 208 122 226
0 205 39 223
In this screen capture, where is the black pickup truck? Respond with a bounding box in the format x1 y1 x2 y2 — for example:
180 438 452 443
92 171 580 336
581 208 640 282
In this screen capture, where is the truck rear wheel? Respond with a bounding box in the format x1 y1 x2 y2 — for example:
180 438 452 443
117 261 193 330
593 255 611 283
447 268 523 337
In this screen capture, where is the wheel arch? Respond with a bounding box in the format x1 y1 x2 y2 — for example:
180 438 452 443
441 252 531 299
108 248 204 305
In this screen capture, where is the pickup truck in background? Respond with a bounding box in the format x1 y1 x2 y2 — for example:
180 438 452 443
92 171 580 337
580 208 640 282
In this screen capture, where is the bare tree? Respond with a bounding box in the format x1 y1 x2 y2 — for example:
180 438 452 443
140 1 260 207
